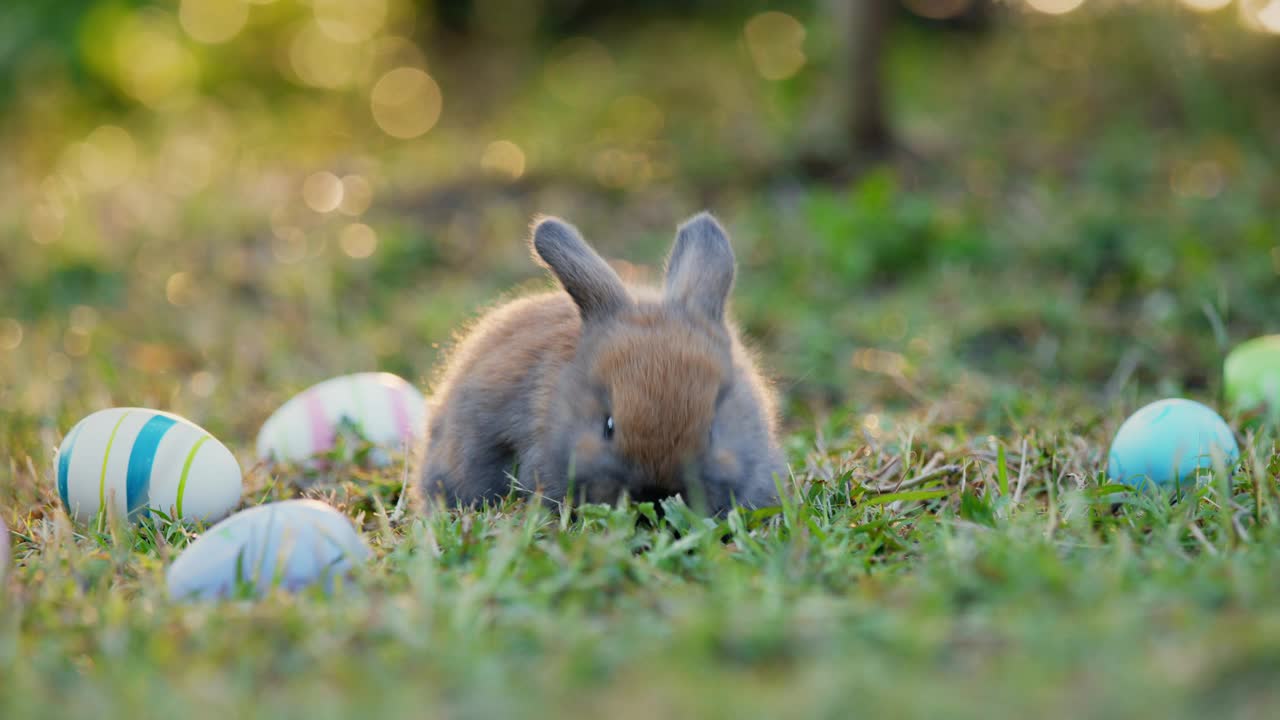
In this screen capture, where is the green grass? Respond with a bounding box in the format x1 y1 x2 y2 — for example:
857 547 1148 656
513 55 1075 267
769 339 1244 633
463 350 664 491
7 439 1280 719
5 3 1280 718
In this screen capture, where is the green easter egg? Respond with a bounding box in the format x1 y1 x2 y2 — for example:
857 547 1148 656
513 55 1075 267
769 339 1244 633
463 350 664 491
1224 335 1280 420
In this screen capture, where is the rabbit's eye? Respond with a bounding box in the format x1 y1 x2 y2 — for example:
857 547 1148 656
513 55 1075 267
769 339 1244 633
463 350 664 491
603 415 615 440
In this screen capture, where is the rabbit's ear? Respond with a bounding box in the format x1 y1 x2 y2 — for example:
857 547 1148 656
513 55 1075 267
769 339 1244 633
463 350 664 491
665 212 735 323
532 216 630 320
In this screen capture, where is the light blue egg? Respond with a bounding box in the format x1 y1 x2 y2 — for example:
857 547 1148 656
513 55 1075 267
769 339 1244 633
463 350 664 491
166 499 368 601
1107 398 1239 491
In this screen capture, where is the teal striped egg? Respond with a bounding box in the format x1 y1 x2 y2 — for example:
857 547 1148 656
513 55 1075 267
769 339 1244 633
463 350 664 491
55 408 243 524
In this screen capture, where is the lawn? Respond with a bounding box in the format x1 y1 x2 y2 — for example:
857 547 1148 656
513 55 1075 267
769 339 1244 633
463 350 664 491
3 2 1280 718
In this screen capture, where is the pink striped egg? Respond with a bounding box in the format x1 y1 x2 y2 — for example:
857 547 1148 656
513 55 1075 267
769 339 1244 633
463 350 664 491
55 408 243 525
256 372 426 464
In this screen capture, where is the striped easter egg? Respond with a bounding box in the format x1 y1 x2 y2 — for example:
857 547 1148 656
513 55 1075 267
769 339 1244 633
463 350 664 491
55 408 243 525
256 372 426 464
166 499 369 601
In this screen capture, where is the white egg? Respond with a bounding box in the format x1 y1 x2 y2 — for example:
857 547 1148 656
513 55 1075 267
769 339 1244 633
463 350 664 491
256 372 426 464
55 408 243 525
166 499 369 601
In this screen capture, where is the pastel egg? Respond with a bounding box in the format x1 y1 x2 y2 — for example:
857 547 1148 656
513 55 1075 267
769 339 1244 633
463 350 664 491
55 408 243 525
1107 398 1239 491
1225 335 1280 420
166 499 369 601
256 372 426 464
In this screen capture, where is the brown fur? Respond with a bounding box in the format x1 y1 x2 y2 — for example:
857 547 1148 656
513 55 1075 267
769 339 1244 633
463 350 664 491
417 212 786 515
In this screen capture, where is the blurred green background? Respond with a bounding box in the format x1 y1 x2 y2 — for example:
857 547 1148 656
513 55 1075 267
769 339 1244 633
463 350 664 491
2 0 1279 450
8 4 1280 718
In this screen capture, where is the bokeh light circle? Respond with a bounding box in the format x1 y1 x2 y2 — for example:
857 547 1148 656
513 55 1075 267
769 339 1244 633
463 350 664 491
744 12 807 80
481 140 526 181
314 0 387 43
370 68 442 139
1180 0 1232 10
1026 0 1086 15
340 223 378 258
180 0 249 44
303 171 344 213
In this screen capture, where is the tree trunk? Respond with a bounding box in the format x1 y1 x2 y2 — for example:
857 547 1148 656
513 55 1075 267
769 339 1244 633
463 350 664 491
799 0 894 180
840 0 893 155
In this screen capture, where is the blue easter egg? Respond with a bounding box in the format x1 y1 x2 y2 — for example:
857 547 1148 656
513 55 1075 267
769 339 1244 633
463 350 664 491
166 499 369 601
1107 398 1239 491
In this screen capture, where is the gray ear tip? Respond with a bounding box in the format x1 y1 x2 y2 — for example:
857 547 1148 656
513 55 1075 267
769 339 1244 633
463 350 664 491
530 215 580 257
665 211 736 318
676 211 734 263
531 215 572 238
679 211 726 236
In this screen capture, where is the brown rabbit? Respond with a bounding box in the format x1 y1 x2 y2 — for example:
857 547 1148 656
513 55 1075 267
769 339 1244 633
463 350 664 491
417 212 786 515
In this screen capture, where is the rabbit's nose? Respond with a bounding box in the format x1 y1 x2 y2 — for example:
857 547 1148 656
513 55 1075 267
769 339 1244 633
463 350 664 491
627 484 677 505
